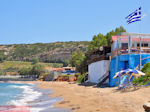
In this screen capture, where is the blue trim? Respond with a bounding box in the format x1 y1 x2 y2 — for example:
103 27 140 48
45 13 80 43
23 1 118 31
110 54 150 87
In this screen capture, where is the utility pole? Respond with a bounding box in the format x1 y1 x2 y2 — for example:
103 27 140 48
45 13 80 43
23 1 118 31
128 36 131 54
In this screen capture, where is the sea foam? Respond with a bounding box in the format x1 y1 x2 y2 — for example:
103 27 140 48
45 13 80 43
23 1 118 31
4 83 70 112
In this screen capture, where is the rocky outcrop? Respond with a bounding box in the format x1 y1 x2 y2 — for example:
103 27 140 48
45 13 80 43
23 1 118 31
143 102 150 112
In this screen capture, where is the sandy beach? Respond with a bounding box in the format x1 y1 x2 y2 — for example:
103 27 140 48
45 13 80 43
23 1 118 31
1 81 149 112
36 81 149 112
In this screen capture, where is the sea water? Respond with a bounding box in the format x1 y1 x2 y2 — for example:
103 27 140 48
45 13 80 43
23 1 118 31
0 83 70 112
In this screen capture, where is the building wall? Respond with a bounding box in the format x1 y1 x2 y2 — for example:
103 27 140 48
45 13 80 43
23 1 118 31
88 60 110 83
110 54 150 87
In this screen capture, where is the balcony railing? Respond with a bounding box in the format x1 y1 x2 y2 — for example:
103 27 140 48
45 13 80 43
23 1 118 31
88 54 109 64
111 47 150 58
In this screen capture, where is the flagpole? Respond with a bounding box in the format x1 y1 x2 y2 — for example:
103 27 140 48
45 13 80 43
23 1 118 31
125 7 142 70
139 9 142 70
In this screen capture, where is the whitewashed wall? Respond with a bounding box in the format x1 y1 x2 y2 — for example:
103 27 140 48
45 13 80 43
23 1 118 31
88 60 110 83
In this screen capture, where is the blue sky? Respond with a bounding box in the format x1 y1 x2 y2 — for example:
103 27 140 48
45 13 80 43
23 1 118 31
0 0 150 44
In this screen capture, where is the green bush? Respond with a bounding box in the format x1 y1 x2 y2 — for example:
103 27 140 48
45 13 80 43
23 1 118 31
0 69 6 75
31 58 39 64
30 64 44 77
76 73 86 83
59 74 70 77
19 67 32 75
75 73 81 76
132 72 150 86
142 62 150 73
19 64 45 78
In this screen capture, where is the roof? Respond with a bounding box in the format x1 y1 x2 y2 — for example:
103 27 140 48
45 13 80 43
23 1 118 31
111 35 127 42
53 68 63 72
112 35 150 43
63 67 74 69
44 67 53 70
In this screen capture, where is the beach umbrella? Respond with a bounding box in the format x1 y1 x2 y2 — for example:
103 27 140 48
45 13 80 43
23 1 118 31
113 69 132 79
127 69 145 76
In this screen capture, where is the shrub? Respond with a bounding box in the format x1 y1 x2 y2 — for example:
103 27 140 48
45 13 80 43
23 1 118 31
0 70 6 75
132 72 150 86
30 64 44 77
75 73 81 76
19 64 45 78
76 73 87 83
19 67 32 75
31 58 39 64
142 62 150 73
59 74 70 77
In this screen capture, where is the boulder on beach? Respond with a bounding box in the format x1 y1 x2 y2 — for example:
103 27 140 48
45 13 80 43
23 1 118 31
143 102 150 112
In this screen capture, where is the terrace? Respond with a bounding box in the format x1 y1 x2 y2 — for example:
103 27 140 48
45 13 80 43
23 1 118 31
88 46 111 64
111 33 150 58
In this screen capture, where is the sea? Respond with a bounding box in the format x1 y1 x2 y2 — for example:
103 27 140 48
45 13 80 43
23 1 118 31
0 82 70 112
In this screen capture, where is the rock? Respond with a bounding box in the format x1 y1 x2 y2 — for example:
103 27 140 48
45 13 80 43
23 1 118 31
143 102 150 112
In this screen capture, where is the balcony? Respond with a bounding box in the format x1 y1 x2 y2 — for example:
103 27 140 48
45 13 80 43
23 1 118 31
88 46 111 64
111 47 150 58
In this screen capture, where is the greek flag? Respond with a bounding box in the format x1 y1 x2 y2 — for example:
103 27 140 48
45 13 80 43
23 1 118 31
126 7 141 24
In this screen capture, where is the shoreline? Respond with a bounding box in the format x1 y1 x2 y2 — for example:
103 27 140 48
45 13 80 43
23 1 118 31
0 81 70 112
1 81 150 112
28 82 70 112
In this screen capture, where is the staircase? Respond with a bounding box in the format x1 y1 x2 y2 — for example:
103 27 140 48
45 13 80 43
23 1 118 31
97 71 110 87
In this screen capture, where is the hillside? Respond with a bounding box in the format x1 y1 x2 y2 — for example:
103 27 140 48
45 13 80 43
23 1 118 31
0 41 89 63
0 61 63 75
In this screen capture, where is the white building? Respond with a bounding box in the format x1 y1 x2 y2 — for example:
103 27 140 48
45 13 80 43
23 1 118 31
88 46 111 85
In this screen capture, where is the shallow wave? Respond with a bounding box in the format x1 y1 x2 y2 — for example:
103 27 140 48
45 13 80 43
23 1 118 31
7 85 42 106
5 83 70 112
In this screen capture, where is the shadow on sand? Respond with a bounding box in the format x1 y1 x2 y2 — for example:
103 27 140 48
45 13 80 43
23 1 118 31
69 81 110 88
69 81 144 94
112 86 141 93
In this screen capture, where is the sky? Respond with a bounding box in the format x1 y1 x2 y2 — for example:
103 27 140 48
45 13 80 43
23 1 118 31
0 0 150 44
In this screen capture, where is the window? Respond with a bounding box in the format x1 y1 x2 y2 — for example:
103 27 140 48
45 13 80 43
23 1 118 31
122 43 128 48
143 43 148 47
137 43 148 47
